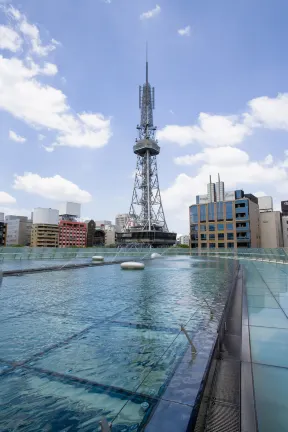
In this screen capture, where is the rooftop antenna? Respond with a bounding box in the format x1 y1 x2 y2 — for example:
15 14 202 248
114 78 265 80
218 173 221 202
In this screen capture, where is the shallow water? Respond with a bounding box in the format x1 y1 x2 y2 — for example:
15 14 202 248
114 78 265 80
0 257 235 431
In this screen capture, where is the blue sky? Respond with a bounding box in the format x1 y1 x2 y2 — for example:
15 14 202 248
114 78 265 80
1 0 288 234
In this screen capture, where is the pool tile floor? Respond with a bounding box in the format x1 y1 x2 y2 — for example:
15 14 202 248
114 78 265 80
244 261 288 432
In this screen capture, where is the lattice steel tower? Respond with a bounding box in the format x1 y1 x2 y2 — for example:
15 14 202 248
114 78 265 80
117 52 176 247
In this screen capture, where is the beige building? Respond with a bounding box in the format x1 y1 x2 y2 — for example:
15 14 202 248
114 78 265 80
105 229 116 246
31 207 59 247
260 211 283 248
31 224 59 247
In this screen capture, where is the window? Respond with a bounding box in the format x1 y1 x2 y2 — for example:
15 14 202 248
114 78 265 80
227 242 234 248
209 224 215 231
209 233 215 240
218 233 224 240
208 203 215 221
217 202 224 221
227 233 234 240
200 225 206 231
200 205 206 222
218 243 225 248
201 234 207 240
201 243 207 249
191 224 197 232
191 233 198 241
226 223 234 230
217 223 224 230
209 243 215 249
225 202 233 221
190 206 198 223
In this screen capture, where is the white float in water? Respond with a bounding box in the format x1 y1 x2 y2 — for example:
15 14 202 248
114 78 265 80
92 256 104 262
151 253 161 259
121 262 145 270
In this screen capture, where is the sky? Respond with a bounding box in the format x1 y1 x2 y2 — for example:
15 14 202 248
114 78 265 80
1 0 288 234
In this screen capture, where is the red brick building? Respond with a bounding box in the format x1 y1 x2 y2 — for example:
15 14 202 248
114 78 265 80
58 220 87 248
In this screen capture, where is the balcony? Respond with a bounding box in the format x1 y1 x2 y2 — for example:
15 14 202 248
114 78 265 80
236 226 249 231
235 214 248 220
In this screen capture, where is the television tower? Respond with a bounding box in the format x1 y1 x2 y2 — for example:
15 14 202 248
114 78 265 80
118 49 176 247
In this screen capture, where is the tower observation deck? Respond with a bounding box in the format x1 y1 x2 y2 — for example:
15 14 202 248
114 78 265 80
116 53 177 247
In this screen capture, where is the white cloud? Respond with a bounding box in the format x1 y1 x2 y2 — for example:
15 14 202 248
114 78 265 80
41 62 58 76
38 134 45 141
169 109 175 115
9 130 26 143
0 25 22 52
253 191 267 198
162 147 288 229
247 93 288 130
42 145 54 152
174 147 249 166
158 113 251 147
262 154 273 165
13 172 92 203
6 6 21 21
158 93 288 149
0 8 112 150
19 18 57 57
178 25 190 37
140 4 161 20
0 191 16 204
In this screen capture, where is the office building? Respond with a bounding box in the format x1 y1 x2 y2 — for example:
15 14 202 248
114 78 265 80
58 202 86 247
281 201 288 247
5 215 30 246
0 222 7 246
58 220 87 248
260 211 283 248
26 219 32 246
0 213 4 223
31 208 59 247
215 174 225 202
95 220 112 228
282 216 288 247
190 178 260 249
178 235 190 246
115 214 129 231
85 220 96 247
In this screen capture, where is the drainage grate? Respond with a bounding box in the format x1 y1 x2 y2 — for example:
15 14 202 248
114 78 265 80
205 400 239 432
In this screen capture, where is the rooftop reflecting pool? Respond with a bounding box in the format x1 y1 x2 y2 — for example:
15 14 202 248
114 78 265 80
0 257 235 431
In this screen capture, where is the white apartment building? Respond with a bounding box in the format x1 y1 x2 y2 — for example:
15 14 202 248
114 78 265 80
178 235 190 246
5 215 30 246
115 214 129 231
105 230 116 246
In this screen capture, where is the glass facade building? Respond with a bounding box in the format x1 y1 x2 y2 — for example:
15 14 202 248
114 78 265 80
189 191 260 249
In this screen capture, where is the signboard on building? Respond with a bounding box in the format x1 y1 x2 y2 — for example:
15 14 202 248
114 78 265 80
198 195 209 204
281 201 288 215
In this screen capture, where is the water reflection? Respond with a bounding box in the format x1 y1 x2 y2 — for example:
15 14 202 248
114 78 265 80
0 257 235 431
